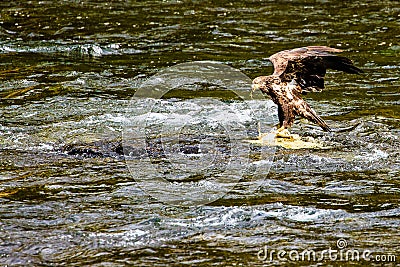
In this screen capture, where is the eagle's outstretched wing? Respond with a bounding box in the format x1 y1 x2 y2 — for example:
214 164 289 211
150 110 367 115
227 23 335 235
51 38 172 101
269 46 363 92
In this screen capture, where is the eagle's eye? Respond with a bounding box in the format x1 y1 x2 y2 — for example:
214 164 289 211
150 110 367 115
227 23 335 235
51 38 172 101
272 77 281 84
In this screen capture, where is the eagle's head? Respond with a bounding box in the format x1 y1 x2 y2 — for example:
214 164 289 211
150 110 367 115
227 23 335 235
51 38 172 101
251 75 280 96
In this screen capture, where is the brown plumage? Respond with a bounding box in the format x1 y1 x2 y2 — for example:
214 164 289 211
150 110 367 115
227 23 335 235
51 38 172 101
252 46 363 137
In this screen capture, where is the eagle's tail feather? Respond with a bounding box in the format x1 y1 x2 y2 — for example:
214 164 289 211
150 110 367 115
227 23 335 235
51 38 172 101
312 113 332 132
301 103 332 132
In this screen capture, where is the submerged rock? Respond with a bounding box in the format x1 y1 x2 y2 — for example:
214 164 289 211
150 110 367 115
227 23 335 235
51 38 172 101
62 140 124 158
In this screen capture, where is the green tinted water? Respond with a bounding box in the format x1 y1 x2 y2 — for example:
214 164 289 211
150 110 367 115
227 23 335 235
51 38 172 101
1 1 399 266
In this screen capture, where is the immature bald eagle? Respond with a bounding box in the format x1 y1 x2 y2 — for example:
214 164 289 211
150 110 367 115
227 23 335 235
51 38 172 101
252 46 362 138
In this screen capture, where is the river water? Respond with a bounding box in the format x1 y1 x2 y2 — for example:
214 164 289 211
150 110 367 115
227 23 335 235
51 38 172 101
1 1 399 266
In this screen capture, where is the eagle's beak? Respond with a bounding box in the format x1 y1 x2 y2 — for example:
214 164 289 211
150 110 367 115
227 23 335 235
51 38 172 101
251 83 260 92
250 83 260 99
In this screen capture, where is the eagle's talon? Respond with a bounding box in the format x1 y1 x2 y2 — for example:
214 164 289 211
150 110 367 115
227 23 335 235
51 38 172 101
276 127 293 140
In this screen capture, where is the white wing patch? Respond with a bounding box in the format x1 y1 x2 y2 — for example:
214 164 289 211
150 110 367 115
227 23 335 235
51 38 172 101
280 82 298 101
